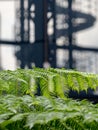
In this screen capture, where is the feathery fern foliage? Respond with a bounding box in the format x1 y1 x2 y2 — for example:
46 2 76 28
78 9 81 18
0 68 98 130
0 95 98 130
0 68 98 97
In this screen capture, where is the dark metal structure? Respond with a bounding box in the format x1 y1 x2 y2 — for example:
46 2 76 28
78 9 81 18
14 0 56 68
0 0 98 70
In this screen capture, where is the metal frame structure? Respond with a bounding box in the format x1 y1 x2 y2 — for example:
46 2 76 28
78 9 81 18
0 0 98 70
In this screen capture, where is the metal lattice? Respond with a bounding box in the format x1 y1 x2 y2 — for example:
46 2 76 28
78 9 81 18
0 0 98 73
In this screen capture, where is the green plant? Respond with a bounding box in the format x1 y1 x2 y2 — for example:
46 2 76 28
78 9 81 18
0 95 98 130
0 68 98 130
0 68 98 97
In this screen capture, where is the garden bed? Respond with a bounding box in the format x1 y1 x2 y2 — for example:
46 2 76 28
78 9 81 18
0 68 98 130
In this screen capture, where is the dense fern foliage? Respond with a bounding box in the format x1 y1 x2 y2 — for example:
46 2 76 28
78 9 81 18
0 95 98 130
0 68 98 97
0 68 98 130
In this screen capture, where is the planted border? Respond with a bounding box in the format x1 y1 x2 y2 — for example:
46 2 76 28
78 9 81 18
0 68 98 130
0 68 98 97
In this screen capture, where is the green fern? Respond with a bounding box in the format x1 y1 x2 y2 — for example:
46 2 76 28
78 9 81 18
48 68 98 91
0 68 98 98
1 68 98 130
0 95 98 130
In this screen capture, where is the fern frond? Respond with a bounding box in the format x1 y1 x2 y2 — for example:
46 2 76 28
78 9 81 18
49 68 98 92
0 68 98 98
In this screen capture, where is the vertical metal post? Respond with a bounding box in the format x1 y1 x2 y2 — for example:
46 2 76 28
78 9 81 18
43 0 48 63
20 0 27 68
68 0 73 69
20 0 24 42
53 0 56 67
34 0 44 67
28 0 30 42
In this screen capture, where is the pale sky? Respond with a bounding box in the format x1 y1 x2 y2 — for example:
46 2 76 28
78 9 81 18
0 1 98 70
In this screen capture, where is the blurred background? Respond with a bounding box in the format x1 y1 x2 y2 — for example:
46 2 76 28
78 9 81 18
0 0 98 102
0 0 98 73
